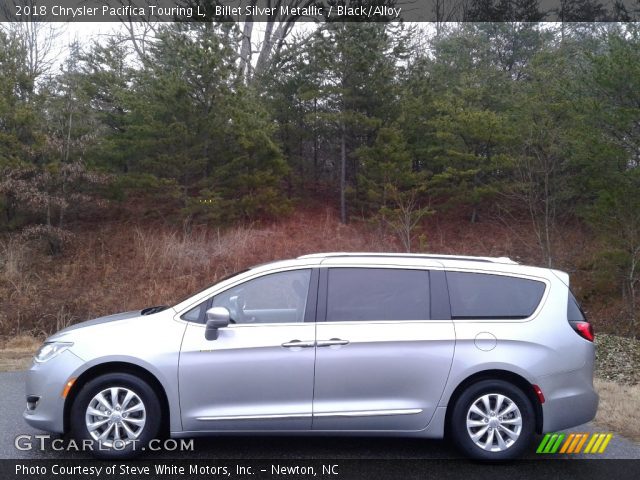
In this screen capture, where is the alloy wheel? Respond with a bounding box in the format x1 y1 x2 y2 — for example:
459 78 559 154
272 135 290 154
84 386 147 448
465 393 523 452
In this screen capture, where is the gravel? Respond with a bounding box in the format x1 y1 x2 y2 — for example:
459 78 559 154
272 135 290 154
595 333 640 385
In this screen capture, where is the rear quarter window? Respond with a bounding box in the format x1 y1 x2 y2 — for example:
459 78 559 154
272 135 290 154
446 271 546 319
567 291 586 321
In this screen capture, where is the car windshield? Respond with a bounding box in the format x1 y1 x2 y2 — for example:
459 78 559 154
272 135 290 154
172 268 251 306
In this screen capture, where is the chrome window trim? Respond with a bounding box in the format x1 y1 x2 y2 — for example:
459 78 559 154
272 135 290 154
174 263 552 325
187 322 317 329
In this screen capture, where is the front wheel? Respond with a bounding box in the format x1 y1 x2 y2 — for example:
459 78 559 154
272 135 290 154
450 379 535 460
70 373 161 458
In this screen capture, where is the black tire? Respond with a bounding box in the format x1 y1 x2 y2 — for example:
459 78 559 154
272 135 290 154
70 373 161 459
449 379 535 461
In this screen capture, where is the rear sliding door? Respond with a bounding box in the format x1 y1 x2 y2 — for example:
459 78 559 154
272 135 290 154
312 266 455 431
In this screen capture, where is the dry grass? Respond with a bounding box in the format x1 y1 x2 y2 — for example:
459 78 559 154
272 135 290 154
0 208 404 336
594 378 640 442
0 238 36 333
0 206 632 337
0 335 40 372
4 335 41 350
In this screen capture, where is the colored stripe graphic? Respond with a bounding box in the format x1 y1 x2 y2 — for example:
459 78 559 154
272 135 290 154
567 434 581 453
543 434 558 453
574 433 589 453
598 434 613 453
537 434 552 453
565 433 585 453
567 433 589 453
550 433 565 453
538 433 566 453
593 433 606 452
537 432 612 454
559 433 575 453
584 433 599 453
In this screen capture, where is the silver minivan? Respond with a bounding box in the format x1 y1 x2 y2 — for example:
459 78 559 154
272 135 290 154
24 253 598 460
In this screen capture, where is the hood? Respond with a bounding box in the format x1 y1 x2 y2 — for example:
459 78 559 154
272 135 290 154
49 310 145 339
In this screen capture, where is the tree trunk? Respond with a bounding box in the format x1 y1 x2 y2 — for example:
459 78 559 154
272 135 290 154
4 193 15 224
59 176 66 229
340 123 347 224
238 8 256 80
543 168 553 267
254 18 276 78
628 252 638 337
313 98 319 181
65 111 72 163
470 208 478 224
403 210 412 253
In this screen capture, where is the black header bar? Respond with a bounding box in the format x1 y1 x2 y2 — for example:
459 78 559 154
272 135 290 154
1 0 639 22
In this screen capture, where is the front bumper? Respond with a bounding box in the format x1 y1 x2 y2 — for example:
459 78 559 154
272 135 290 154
23 349 85 433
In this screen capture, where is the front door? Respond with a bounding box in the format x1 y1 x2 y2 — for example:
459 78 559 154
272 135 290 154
179 268 318 432
312 266 455 431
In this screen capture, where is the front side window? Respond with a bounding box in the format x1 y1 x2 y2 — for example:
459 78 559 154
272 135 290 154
446 272 545 319
212 269 312 324
181 302 205 323
326 268 430 322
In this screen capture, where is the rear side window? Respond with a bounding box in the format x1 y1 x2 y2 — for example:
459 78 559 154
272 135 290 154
446 272 545 319
326 268 430 321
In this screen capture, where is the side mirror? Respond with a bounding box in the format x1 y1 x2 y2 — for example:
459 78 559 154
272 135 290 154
204 307 231 341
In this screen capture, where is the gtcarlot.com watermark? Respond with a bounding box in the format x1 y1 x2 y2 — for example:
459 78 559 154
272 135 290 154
15 434 194 452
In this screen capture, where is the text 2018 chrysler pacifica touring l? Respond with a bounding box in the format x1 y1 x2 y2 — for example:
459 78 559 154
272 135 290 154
24 252 598 460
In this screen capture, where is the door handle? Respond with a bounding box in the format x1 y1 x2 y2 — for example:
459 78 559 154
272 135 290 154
316 338 349 347
281 339 315 348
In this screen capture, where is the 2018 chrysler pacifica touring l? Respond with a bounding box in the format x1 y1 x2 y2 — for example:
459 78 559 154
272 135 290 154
24 252 598 459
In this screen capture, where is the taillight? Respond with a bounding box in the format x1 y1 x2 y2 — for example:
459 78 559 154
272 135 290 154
570 321 594 342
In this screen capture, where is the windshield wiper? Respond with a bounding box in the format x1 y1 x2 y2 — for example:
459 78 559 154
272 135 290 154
140 305 169 316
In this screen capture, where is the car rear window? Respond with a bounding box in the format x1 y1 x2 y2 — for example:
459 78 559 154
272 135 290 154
567 291 586 321
326 268 430 321
446 272 545 319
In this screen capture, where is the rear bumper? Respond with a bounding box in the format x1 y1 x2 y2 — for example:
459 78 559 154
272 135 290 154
538 367 599 432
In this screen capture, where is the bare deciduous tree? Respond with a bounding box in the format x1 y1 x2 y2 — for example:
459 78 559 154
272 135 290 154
1 1 63 88
240 0 316 81
379 186 434 253
432 0 463 35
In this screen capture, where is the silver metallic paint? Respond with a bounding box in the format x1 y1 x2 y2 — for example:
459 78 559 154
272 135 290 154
24 254 598 444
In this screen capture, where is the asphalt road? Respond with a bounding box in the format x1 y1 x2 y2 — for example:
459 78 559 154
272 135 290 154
2 371 638 460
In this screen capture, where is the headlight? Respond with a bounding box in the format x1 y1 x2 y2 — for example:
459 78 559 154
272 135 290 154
34 342 73 363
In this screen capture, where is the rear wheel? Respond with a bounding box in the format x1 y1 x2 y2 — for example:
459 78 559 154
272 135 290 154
70 373 161 458
450 379 535 460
